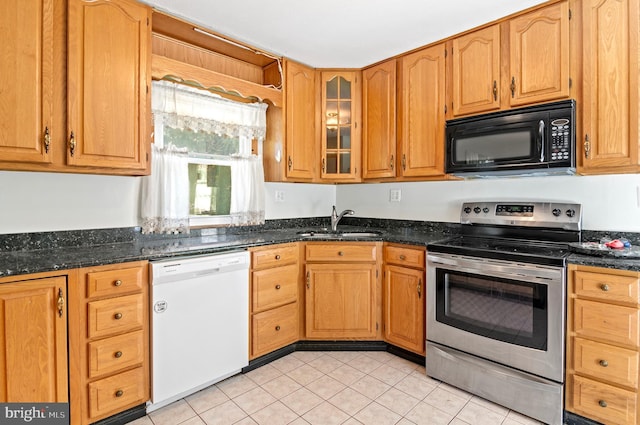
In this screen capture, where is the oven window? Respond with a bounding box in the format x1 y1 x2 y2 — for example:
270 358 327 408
435 269 547 350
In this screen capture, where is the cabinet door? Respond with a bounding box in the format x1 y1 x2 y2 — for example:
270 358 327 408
0 0 53 164
320 71 361 181
285 60 316 180
67 0 150 171
305 263 376 339
0 277 68 402
362 60 396 179
384 265 425 355
451 24 501 116
580 0 640 173
398 44 445 178
509 1 570 106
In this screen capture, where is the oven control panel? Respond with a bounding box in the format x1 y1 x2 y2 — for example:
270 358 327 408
460 201 582 231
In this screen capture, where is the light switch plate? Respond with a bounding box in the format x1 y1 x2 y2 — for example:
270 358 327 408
389 189 401 202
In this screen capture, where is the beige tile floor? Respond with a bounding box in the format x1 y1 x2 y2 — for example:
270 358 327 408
130 351 543 425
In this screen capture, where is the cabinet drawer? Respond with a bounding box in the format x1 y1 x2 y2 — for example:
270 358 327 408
574 299 639 347
571 375 637 425
252 264 298 312
88 330 145 379
252 302 298 357
88 367 147 419
384 245 425 269
574 337 639 388
306 243 377 262
252 244 298 270
574 270 639 305
87 266 144 299
88 294 144 339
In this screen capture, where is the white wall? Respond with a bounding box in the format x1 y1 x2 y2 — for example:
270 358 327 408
1 171 639 234
336 174 640 232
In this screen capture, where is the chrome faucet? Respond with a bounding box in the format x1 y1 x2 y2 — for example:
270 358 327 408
330 205 355 232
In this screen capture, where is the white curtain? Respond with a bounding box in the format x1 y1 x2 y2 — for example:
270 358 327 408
141 144 190 234
141 80 268 232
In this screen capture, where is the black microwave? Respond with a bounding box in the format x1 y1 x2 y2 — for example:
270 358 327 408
445 100 576 177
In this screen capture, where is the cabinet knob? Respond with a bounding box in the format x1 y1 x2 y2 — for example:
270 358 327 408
275 254 281 260
598 400 607 408
338 251 344 256
399 255 406 261
599 359 609 367
114 312 123 320
600 284 610 292
275 325 281 331
114 279 122 287
115 390 124 398
275 284 281 290
114 351 123 359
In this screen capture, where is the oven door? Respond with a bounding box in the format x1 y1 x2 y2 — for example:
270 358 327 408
426 252 565 382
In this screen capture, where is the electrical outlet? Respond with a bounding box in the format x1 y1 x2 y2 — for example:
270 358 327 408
389 189 401 202
275 190 285 202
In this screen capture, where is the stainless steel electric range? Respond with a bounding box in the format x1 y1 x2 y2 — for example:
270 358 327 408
426 201 582 425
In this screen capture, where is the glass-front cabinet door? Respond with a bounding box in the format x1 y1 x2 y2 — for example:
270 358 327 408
320 71 361 181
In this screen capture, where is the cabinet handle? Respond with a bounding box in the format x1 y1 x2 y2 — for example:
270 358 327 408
510 76 516 98
402 154 407 171
115 390 124 398
275 284 281 290
69 131 76 157
114 351 123 359
493 80 498 101
113 279 122 287
600 283 610 292
390 155 394 170
114 312 123 320
288 156 292 171
275 254 281 260
598 400 607 408
275 325 281 331
399 255 406 261
417 278 422 299
57 288 65 318
43 126 51 153
338 251 344 256
584 134 591 159
306 271 310 289
599 359 609 367
322 158 326 173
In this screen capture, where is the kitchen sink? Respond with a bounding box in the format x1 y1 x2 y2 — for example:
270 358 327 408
296 230 382 239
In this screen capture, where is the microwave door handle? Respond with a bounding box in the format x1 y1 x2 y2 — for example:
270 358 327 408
538 120 545 162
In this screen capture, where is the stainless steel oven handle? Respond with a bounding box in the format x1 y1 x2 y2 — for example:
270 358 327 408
539 119 545 162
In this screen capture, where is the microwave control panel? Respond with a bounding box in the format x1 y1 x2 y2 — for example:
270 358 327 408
550 118 571 162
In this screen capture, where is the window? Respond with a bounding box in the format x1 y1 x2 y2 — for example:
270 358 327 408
141 80 267 234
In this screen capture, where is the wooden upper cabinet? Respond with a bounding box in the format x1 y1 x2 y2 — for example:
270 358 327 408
0 277 68 403
67 0 151 171
285 60 317 180
0 0 53 164
451 24 501 117
580 0 640 174
362 60 397 179
398 44 446 178
319 70 362 181
509 1 570 106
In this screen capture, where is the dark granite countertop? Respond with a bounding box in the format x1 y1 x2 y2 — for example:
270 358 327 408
2 218 640 279
0 221 452 279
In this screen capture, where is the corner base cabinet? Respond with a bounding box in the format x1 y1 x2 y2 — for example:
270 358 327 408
566 264 640 425
68 261 150 425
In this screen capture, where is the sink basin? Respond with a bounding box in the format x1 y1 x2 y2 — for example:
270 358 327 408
296 230 382 239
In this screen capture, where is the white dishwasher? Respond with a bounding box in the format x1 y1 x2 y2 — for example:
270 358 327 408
148 250 250 412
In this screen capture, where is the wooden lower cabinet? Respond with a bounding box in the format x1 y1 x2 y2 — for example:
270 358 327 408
304 242 382 339
249 243 300 359
69 261 149 425
566 264 640 425
383 244 426 355
0 274 68 402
